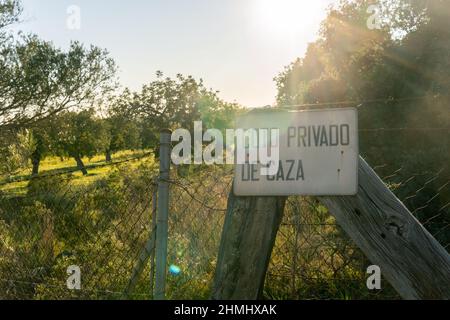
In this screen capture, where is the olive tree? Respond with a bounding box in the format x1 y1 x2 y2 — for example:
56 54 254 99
51 110 109 175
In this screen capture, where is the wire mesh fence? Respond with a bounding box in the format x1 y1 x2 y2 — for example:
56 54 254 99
0 159 159 299
0 124 449 300
167 161 449 300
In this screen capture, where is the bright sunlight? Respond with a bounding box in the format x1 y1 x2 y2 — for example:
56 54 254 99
252 0 331 38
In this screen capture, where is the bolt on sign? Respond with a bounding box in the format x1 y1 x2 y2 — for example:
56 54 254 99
233 108 359 196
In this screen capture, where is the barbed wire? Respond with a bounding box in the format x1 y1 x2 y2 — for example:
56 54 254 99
278 94 450 109
1 114 449 300
1 160 448 299
359 127 450 132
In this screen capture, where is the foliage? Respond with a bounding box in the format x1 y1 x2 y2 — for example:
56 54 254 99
274 0 450 244
1 0 449 301
0 129 34 177
0 0 117 175
0 161 158 299
104 104 142 161
50 110 109 161
120 72 241 149
0 0 21 33
0 36 117 130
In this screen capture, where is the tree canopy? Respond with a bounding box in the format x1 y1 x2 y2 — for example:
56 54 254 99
274 0 450 244
50 110 109 175
0 0 117 131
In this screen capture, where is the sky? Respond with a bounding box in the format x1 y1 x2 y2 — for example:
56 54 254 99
16 0 337 107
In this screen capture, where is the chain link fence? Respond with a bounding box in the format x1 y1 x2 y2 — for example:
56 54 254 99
0 128 449 300
0 157 159 299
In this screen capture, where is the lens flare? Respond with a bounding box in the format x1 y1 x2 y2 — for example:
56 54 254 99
169 264 181 275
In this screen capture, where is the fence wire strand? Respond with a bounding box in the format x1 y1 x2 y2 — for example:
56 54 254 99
1 121 449 300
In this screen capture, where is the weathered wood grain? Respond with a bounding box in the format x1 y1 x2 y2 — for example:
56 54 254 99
319 156 450 300
211 190 286 300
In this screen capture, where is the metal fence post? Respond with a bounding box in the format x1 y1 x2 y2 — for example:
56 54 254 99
154 129 172 300
149 187 157 298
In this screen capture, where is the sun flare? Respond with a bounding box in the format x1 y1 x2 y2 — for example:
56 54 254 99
253 0 327 37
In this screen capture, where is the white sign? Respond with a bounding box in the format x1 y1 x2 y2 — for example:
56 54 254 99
233 108 358 196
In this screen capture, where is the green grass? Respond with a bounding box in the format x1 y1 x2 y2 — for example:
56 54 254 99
0 150 155 195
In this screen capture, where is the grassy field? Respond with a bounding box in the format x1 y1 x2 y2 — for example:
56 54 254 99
0 148 401 300
0 150 155 196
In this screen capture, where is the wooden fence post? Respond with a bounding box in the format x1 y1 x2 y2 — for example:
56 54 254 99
212 156 450 300
319 156 450 299
211 190 286 300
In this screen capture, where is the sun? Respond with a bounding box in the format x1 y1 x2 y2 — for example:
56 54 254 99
252 0 326 38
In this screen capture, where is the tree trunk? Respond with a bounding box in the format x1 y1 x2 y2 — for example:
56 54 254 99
105 149 112 162
75 156 88 175
31 150 41 177
211 189 286 300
